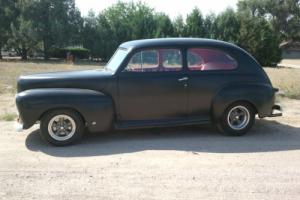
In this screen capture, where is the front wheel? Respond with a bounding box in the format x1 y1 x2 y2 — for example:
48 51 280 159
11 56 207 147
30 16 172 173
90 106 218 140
217 102 255 136
40 109 85 146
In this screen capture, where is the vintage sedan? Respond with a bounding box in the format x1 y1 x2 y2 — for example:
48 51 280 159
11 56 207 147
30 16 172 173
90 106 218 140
16 38 282 145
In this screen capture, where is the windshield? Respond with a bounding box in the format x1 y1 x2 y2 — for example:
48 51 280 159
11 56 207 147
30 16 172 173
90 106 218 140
105 48 128 72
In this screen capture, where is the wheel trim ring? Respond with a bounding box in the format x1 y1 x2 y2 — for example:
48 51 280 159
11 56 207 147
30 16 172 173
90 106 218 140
227 105 250 130
48 115 76 141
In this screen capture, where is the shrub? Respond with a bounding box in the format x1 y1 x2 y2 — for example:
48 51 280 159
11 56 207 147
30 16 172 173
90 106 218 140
49 48 90 59
237 13 282 66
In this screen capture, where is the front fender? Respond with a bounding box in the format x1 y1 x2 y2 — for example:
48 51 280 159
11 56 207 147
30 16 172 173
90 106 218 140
16 88 114 132
211 83 275 120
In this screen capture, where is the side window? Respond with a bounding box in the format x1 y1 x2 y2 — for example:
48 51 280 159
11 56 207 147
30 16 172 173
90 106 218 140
187 48 237 71
125 49 182 72
162 49 182 70
127 50 158 72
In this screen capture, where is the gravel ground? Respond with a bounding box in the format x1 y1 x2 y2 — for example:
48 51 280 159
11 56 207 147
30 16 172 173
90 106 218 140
0 98 300 200
279 59 300 69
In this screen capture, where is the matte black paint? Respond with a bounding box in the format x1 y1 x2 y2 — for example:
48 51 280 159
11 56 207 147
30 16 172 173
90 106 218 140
16 38 279 132
16 89 114 131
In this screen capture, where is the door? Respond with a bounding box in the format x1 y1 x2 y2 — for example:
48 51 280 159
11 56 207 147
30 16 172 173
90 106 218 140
117 48 188 121
186 47 239 118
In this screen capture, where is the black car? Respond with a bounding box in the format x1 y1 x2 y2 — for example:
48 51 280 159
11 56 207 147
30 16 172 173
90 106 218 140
16 38 282 146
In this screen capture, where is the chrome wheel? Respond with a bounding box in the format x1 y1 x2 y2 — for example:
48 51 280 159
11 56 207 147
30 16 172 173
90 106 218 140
227 105 250 130
48 115 76 141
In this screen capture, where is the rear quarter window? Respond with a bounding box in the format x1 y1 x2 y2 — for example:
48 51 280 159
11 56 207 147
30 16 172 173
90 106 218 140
187 48 237 71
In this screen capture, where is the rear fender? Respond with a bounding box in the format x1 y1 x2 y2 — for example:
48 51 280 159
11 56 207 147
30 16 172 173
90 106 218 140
211 83 275 120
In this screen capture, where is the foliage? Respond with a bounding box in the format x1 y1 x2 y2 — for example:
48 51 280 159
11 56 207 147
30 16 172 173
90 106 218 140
0 0 298 64
214 8 240 43
0 0 18 58
30 0 83 59
153 13 174 37
173 16 185 37
237 0 300 41
203 13 216 38
49 47 90 59
184 8 206 37
237 12 282 65
7 0 40 60
82 10 99 59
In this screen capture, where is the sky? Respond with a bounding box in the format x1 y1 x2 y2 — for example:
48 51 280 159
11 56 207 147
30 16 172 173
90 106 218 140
75 0 238 19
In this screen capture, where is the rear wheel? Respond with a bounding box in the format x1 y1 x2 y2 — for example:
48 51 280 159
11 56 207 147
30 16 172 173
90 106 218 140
40 109 84 146
217 102 255 136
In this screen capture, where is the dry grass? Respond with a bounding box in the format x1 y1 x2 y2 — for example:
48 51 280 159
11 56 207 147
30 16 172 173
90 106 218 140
0 61 299 100
1 112 18 121
0 93 18 121
264 67 300 99
0 60 101 94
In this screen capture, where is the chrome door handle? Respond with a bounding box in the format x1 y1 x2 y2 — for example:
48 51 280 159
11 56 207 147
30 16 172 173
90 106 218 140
178 77 189 82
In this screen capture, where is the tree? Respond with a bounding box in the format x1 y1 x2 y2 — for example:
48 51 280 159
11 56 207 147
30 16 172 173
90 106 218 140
0 0 17 59
238 0 300 41
90 1 158 61
214 8 240 43
82 10 99 59
203 13 216 38
153 13 174 37
95 13 115 61
185 8 205 37
127 2 156 39
237 12 281 66
9 16 39 60
7 0 39 60
173 15 185 37
237 0 266 16
31 0 83 59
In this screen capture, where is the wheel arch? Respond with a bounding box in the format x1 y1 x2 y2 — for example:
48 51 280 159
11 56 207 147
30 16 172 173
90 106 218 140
39 107 86 124
16 88 115 132
211 98 258 121
211 83 274 121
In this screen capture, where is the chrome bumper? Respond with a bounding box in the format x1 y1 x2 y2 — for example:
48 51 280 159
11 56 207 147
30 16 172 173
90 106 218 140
268 104 282 117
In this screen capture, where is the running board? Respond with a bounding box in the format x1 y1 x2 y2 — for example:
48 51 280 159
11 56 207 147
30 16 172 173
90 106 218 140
115 117 210 130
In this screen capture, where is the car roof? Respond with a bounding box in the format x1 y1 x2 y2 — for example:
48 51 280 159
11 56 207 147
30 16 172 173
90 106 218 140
120 38 239 50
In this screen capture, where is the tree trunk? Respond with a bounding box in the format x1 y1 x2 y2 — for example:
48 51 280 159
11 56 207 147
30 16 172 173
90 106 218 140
21 49 27 60
0 44 2 59
43 38 50 60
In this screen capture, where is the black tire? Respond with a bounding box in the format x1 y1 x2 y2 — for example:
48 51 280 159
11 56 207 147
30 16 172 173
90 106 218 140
217 102 255 136
40 109 85 146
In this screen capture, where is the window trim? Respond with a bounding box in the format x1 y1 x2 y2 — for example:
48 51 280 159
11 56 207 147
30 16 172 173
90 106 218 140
186 47 239 73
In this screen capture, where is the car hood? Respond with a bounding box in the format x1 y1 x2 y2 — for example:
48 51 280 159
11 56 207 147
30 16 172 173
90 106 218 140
17 69 113 93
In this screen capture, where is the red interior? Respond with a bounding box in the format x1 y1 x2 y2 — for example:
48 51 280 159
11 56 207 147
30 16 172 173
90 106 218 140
188 48 237 71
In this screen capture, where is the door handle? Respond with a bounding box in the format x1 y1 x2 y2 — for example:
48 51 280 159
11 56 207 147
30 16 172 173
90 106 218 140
178 77 189 82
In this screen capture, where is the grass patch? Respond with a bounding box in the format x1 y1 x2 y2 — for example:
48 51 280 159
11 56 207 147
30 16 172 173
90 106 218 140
0 60 102 94
1 112 18 121
264 67 300 100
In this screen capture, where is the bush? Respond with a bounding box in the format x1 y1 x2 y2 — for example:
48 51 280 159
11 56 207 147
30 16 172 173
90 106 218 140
49 48 90 59
237 13 282 66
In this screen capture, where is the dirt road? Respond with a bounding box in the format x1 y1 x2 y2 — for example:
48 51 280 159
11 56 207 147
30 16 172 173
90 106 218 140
0 98 300 200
